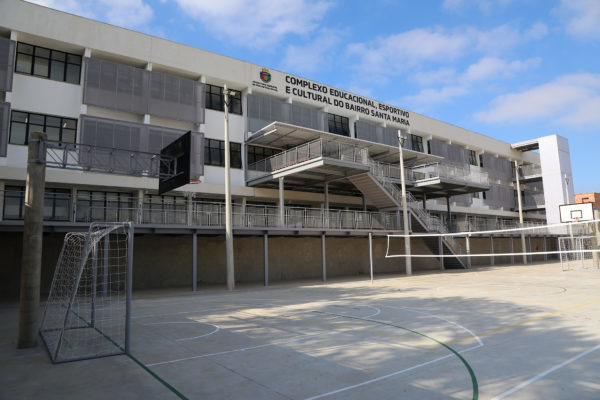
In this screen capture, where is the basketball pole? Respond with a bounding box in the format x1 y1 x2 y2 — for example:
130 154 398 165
223 85 235 291
18 131 46 348
398 130 411 275
514 161 527 265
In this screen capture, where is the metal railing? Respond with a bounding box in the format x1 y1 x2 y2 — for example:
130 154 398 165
369 160 489 186
522 193 545 208
247 138 369 180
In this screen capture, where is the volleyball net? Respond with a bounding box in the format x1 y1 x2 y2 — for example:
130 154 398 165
386 219 600 270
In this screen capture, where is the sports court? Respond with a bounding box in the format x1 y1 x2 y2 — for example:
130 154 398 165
2 259 600 399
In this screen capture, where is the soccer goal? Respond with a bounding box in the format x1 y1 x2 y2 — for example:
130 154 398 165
39 222 133 363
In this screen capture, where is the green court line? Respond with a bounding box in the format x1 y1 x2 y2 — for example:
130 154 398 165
312 310 479 400
69 310 189 400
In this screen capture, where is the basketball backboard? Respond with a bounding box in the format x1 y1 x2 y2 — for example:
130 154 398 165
158 131 204 195
559 202 594 223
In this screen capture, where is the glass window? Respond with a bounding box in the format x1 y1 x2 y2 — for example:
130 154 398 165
14 42 82 84
469 150 478 166
410 134 423 152
204 138 243 168
328 113 349 136
3 186 25 220
9 110 77 145
204 84 242 115
247 145 279 166
479 154 484 167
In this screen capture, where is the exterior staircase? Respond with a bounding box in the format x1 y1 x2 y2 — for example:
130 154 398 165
349 163 467 269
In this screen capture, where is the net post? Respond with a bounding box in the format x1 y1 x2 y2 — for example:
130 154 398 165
103 235 109 296
192 232 197 291
465 234 471 268
438 235 444 270
594 210 600 269
368 232 373 284
91 244 97 327
125 222 133 355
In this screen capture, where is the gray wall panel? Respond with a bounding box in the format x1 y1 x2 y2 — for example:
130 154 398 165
0 38 15 92
0 102 10 157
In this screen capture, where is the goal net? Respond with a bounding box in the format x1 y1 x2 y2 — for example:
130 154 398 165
39 222 133 363
386 219 600 269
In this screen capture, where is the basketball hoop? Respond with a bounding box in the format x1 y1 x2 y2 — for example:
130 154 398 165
189 178 201 184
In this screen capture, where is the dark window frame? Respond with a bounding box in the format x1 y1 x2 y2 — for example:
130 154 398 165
203 138 242 168
9 110 77 146
76 190 135 222
205 83 242 115
328 113 350 136
15 42 82 84
410 134 423 152
3 186 71 221
469 150 478 166
247 145 280 166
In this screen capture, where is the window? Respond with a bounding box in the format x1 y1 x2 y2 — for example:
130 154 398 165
469 150 478 166
427 140 432 154
143 194 187 224
15 42 82 84
205 84 242 115
44 188 71 221
3 186 70 221
203 138 242 168
479 154 484 167
247 145 280 165
328 113 349 136
411 134 423 152
472 192 480 199
9 111 77 145
76 191 135 222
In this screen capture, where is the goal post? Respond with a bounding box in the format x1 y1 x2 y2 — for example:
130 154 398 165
39 222 133 363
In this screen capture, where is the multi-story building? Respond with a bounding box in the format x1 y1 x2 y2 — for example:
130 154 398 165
575 193 600 209
0 0 574 295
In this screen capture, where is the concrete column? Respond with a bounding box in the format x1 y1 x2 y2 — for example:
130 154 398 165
18 131 47 349
187 195 193 226
264 233 269 286
490 236 494 266
362 195 367 211
137 190 144 224
71 187 77 222
368 232 373 284
192 232 197 291
422 194 427 211
279 177 285 227
0 181 5 221
321 234 326 282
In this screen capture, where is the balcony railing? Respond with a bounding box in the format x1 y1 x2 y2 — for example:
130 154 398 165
517 164 542 180
522 193 545 209
369 161 489 186
247 139 369 181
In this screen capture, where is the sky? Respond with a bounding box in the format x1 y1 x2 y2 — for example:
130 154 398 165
29 0 600 193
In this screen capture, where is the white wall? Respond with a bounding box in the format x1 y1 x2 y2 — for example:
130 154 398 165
539 134 574 224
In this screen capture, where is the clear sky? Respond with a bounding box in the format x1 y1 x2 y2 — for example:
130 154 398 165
30 0 600 193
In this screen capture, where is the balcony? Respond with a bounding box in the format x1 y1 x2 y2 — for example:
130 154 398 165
516 164 542 182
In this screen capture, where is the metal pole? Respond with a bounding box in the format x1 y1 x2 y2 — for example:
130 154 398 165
279 177 284 228
91 244 97 327
490 236 494 266
565 174 574 239
192 232 197 291
398 130 411 275
514 161 527 264
224 85 235 291
324 182 329 229
368 232 373 284
264 233 269 286
103 234 109 296
594 209 600 269
125 222 133 354
321 234 326 282
18 131 46 349
439 235 444 270
466 234 471 268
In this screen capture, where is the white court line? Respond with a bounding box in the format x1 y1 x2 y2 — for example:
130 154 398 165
303 307 483 400
304 344 481 400
146 324 378 367
382 305 484 347
142 321 221 342
177 325 220 341
490 344 600 400
363 305 381 318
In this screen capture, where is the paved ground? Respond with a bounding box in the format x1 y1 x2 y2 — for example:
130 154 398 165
2 261 600 399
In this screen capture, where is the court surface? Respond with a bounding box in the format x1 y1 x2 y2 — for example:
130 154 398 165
2 261 600 399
